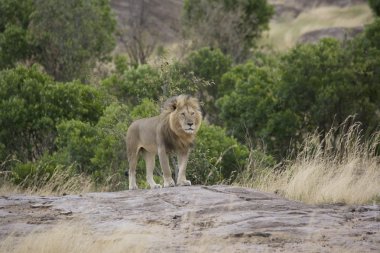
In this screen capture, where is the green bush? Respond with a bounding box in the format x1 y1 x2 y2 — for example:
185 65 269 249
0 65 107 163
217 61 281 153
181 47 232 123
129 99 159 121
279 37 380 141
187 124 250 184
182 47 232 93
102 64 161 105
0 0 116 82
54 103 130 187
0 0 34 68
56 120 99 173
369 0 380 16
218 34 380 158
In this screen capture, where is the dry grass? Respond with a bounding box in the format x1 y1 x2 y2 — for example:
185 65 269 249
237 120 380 205
0 223 236 253
0 161 129 195
260 4 374 51
0 167 95 196
0 224 150 253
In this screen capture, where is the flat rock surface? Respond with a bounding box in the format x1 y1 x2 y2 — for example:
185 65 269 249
1 185 379 252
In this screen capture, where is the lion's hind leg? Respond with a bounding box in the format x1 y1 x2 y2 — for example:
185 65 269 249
127 153 138 190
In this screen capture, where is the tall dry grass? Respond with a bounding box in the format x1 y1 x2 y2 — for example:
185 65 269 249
237 120 380 205
0 159 129 195
0 166 96 196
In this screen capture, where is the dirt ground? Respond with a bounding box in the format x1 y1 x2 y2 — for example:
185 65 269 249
0 185 379 252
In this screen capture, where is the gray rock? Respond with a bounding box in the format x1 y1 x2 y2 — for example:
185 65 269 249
0 186 379 252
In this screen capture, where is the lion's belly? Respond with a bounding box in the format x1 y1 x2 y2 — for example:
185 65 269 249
139 143 158 154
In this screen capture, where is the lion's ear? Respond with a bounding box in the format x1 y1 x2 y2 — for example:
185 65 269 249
170 99 177 111
162 96 178 112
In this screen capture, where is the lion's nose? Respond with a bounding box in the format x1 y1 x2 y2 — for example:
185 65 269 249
188 122 193 127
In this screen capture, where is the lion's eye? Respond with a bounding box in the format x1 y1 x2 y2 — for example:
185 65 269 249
181 112 186 117
191 112 195 115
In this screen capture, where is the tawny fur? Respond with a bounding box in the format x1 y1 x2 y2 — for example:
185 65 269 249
125 95 202 190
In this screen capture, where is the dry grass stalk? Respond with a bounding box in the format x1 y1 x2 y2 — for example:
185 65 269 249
238 120 380 205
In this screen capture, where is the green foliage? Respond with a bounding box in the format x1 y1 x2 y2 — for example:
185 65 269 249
103 60 213 108
183 47 232 92
363 18 380 50
0 0 33 30
181 47 232 122
130 99 159 121
29 0 116 82
0 0 34 68
369 0 380 16
182 0 273 61
53 103 131 189
56 120 99 172
0 24 30 68
102 64 161 105
218 35 380 158
280 37 380 137
114 55 129 75
217 61 282 153
0 0 116 82
279 39 345 132
159 61 213 99
0 65 107 163
188 124 250 184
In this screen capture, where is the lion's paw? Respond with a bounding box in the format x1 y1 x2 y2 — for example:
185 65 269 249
129 184 138 190
150 184 162 189
177 180 192 186
164 178 175 187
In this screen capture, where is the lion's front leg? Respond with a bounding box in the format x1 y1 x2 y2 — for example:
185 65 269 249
177 150 191 186
158 147 175 187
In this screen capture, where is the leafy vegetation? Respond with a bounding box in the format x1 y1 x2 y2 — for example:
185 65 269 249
369 0 380 16
0 0 115 81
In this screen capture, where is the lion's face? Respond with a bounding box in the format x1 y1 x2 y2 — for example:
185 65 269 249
167 95 202 136
176 106 201 134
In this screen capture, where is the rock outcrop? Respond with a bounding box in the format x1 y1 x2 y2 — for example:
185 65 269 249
1 186 379 252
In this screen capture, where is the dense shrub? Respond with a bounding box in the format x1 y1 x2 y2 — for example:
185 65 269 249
369 0 380 16
188 124 250 184
102 65 161 105
279 37 380 140
0 65 107 163
0 0 116 81
182 47 232 94
217 61 284 155
181 47 232 122
103 61 212 107
218 19 380 158
0 0 34 68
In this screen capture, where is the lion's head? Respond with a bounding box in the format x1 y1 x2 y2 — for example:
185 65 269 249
162 95 202 137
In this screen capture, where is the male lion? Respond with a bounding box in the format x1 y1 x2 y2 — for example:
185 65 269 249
125 95 202 190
